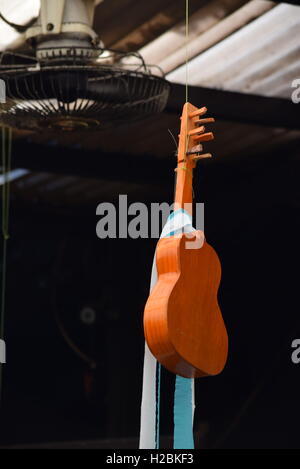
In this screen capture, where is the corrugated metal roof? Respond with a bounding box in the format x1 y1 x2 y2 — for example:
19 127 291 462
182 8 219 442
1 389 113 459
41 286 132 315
168 3 300 99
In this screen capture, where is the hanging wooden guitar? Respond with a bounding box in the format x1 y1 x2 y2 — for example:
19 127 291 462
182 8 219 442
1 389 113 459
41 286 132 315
144 102 228 378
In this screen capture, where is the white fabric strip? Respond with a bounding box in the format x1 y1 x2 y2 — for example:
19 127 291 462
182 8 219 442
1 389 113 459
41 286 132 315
139 209 196 449
139 254 158 449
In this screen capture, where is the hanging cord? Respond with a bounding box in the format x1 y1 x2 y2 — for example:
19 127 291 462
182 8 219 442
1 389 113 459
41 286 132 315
156 1 191 450
184 0 196 201
52 239 97 370
184 0 190 163
0 11 37 33
53 299 97 369
0 126 12 402
185 0 189 105
173 0 195 451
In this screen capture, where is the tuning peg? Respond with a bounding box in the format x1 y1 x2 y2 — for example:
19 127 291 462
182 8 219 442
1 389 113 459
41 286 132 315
192 153 212 161
192 132 214 143
194 117 215 125
188 126 205 137
189 107 207 118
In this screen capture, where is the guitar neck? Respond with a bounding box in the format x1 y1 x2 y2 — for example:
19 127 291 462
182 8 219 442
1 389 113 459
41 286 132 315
174 103 196 216
174 160 194 215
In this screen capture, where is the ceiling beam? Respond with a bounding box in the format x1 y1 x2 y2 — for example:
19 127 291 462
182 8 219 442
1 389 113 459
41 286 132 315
110 0 205 52
166 83 300 130
94 0 205 50
10 141 175 184
10 135 300 184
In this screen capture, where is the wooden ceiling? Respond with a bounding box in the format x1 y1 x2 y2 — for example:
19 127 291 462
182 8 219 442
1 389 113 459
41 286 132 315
93 0 207 51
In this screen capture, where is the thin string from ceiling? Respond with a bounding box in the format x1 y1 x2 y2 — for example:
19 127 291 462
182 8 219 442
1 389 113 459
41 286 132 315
157 0 191 450
185 0 189 105
184 0 190 162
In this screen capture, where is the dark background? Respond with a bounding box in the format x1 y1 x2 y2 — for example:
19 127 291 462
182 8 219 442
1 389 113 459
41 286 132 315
0 139 299 449
0 0 300 450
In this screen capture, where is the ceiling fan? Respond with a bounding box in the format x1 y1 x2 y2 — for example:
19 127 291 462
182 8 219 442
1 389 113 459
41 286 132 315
0 0 170 131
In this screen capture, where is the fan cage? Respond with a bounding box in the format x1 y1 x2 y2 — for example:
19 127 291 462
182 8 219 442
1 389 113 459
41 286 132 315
0 48 171 131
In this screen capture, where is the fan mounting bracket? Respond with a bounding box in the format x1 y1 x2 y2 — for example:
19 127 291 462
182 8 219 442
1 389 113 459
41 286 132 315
25 0 103 42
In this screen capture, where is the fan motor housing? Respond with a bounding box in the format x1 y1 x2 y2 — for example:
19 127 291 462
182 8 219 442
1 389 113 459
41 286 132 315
26 0 103 60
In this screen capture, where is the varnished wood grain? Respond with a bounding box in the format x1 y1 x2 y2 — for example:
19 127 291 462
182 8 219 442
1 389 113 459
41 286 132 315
144 234 228 378
143 102 228 378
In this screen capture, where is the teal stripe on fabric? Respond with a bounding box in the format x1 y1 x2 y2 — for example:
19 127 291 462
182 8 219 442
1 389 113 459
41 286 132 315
160 208 194 450
168 228 184 237
174 376 194 449
168 208 191 222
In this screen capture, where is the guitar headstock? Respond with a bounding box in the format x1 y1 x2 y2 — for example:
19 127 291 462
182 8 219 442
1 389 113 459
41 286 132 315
177 102 215 166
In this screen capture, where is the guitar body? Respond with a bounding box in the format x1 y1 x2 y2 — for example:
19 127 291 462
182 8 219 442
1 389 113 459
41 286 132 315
143 102 228 378
144 233 228 378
